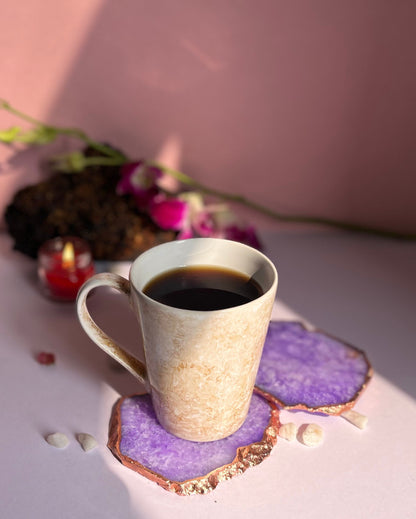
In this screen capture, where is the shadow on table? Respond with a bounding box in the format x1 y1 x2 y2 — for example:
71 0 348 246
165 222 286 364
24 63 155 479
0 245 143 517
49 289 147 518
48 286 145 398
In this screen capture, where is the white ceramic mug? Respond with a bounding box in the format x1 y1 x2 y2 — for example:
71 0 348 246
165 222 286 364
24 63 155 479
76 238 277 441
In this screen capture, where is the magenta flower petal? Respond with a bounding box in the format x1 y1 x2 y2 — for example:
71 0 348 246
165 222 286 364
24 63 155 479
177 227 195 240
192 211 216 237
149 197 189 231
223 225 263 250
116 161 163 208
117 161 143 194
134 187 160 210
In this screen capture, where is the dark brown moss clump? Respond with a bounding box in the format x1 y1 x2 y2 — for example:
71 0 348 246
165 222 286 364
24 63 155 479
4 163 176 260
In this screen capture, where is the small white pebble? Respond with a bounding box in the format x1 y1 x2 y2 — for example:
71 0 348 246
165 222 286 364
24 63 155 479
77 433 98 452
341 409 368 430
300 423 324 447
279 422 298 442
46 432 69 449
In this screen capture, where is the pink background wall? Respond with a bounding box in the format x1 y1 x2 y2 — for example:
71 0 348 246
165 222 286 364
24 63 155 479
1 1 415 233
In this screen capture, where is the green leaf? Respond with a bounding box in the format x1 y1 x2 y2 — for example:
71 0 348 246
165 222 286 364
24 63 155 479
0 126 21 143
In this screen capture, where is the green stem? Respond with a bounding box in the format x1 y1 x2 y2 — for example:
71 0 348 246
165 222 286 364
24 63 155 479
1 98 43 127
81 155 127 167
49 154 127 169
148 161 416 241
0 98 126 160
59 127 126 159
2 99 414 240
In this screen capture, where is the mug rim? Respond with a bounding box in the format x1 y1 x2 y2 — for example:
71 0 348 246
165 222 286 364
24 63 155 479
129 237 278 314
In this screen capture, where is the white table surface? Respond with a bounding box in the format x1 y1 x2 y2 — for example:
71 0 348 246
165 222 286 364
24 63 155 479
1 230 415 519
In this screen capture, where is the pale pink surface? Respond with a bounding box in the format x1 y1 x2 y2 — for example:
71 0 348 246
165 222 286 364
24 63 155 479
1 231 416 518
1 1 416 233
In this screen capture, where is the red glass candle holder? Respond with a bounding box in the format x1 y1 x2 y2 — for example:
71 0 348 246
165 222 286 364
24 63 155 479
38 236 95 302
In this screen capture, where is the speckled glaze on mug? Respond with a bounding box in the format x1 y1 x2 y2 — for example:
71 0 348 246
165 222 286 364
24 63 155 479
77 238 277 441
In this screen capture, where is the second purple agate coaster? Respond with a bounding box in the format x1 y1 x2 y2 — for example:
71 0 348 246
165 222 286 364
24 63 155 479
108 388 280 495
256 321 373 414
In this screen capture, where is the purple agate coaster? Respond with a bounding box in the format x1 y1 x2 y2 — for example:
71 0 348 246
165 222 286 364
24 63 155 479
108 389 280 495
256 321 372 414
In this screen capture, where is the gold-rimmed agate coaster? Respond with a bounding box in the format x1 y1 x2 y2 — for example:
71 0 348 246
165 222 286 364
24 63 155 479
108 388 280 496
255 321 372 415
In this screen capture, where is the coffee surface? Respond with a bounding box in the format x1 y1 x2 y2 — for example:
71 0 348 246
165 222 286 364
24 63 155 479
143 266 263 311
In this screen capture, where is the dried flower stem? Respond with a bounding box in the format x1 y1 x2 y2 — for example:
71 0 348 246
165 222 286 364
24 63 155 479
0 98 125 160
147 161 416 240
1 99 414 240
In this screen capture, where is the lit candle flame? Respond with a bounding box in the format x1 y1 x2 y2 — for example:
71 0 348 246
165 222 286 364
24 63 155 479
62 241 75 269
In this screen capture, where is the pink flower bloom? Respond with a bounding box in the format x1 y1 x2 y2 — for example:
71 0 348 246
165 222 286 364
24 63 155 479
117 167 262 248
192 210 217 237
149 196 189 231
177 227 195 240
222 224 263 250
173 196 262 249
116 161 162 208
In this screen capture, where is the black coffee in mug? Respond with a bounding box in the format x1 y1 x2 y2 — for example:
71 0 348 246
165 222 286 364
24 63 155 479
143 265 263 311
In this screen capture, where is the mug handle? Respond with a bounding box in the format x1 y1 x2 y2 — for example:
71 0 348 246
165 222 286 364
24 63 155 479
76 273 148 387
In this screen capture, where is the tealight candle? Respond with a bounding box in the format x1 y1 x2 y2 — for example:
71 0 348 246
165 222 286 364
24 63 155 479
38 236 95 301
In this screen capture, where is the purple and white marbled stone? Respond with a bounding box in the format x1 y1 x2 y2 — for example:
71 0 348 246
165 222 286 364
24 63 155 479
119 392 273 482
256 321 371 409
